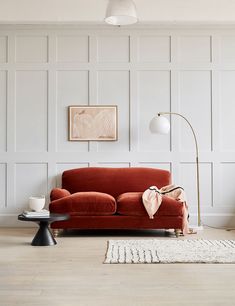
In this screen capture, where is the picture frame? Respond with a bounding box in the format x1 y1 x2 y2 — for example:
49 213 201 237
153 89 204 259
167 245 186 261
68 105 118 141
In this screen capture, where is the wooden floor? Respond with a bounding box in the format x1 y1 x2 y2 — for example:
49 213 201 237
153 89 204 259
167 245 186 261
1 228 235 306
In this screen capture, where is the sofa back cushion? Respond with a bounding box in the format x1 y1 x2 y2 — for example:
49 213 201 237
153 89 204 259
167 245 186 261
62 167 171 199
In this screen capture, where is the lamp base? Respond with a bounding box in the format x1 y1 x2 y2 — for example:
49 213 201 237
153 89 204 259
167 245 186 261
189 225 204 232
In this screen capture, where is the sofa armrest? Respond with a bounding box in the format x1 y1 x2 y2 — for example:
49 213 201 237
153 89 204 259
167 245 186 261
50 188 71 201
49 196 70 214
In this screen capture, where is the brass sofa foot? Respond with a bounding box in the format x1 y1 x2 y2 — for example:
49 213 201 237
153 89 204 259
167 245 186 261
174 229 181 237
52 229 62 237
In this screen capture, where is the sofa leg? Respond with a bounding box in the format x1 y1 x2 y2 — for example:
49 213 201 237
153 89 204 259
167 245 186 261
52 229 62 237
174 229 181 238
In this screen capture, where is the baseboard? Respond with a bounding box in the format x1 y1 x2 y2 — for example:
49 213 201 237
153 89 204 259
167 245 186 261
1 214 235 228
0 214 37 227
189 214 235 229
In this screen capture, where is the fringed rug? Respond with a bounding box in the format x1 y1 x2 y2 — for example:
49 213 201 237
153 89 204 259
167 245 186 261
104 239 235 264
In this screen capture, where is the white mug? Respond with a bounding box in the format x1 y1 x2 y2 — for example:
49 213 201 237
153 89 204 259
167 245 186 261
29 196 45 212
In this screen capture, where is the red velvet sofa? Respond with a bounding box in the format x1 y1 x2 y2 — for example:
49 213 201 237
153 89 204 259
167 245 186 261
49 167 186 235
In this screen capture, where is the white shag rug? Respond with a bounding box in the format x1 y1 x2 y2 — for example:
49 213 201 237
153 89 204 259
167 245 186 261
104 239 235 264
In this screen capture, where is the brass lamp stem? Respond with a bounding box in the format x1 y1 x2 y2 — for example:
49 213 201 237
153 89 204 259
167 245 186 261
158 112 201 227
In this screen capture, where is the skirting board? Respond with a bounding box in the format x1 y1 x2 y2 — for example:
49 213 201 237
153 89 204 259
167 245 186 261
1 214 235 228
188 215 235 229
0 215 38 227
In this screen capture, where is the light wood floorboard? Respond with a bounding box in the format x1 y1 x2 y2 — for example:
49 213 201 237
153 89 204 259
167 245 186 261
0 227 235 306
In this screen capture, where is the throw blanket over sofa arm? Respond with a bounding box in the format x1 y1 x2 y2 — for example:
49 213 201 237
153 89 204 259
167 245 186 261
50 188 71 201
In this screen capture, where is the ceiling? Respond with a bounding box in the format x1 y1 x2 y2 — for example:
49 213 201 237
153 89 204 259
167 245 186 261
0 0 235 24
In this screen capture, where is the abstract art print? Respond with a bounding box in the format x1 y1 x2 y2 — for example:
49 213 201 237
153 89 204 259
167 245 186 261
68 106 118 141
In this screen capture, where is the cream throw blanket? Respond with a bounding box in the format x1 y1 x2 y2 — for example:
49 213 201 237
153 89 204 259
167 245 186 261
142 184 189 234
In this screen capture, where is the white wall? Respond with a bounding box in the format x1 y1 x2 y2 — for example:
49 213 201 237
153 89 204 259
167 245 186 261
1 0 235 23
1 25 235 227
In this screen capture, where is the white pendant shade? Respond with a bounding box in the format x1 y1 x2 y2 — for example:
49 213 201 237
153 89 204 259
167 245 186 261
105 0 138 26
149 115 170 134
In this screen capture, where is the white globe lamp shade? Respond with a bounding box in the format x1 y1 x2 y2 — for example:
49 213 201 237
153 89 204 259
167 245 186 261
105 0 138 26
149 115 170 134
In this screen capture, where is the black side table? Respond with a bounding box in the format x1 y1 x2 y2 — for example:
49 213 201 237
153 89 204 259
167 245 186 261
18 213 70 246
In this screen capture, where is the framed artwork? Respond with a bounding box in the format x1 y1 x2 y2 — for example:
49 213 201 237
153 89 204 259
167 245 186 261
68 105 118 141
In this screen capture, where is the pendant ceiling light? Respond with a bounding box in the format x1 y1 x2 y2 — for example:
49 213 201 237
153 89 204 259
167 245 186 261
105 0 138 26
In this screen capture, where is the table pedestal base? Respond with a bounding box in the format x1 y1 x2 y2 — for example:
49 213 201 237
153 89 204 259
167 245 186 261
32 221 56 246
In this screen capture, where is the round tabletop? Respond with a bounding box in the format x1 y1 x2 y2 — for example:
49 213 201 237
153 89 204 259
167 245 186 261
18 213 70 222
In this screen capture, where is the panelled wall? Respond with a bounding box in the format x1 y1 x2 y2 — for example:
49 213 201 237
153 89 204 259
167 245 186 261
1 25 235 226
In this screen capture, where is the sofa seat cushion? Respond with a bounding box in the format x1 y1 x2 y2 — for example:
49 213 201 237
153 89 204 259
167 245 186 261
117 192 183 217
117 192 146 216
50 192 116 215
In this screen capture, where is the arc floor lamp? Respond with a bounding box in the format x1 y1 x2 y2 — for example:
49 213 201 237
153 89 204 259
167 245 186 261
149 112 203 230
105 0 138 26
